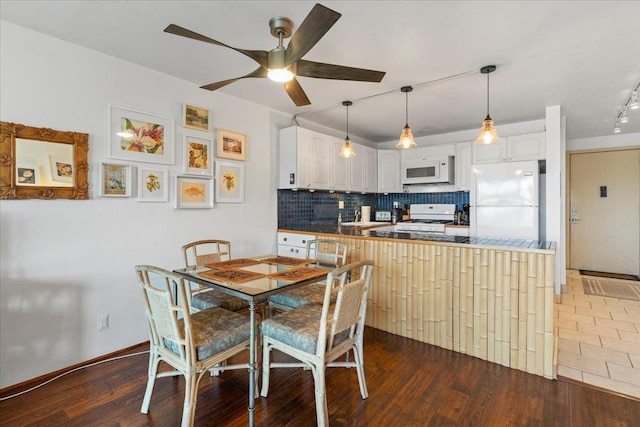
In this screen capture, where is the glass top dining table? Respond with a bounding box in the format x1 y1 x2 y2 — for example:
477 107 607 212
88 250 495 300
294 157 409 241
173 255 330 427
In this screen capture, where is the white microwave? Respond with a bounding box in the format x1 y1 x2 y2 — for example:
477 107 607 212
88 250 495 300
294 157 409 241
402 155 455 185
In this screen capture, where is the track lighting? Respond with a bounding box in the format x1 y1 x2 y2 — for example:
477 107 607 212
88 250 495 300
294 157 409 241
630 90 639 110
396 86 417 149
475 65 500 145
612 82 640 133
339 101 355 158
620 107 629 123
614 120 621 133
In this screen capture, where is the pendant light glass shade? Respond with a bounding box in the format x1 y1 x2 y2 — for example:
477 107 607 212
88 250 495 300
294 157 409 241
476 114 500 145
339 101 355 158
396 86 417 149
475 65 500 145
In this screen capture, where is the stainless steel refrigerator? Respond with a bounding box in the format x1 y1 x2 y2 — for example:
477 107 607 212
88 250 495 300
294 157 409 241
470 160 539 240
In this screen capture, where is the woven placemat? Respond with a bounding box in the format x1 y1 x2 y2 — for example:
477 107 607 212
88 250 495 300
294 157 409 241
258 256 315 266
582 277 640 302
267 266 327 282
204 258 261 270
199 268 265 284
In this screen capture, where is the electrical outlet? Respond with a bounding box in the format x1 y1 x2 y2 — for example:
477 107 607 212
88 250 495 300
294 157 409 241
338 201 344 209
97 314 109 331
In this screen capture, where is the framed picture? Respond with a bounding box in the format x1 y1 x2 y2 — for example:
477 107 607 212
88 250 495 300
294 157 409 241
16 164 39 186
183 104 210 132
182 134 213 176
138 168 169 202
107 105 174 165
100 162 132 197
216 128 247 161
175 175 213 209
49 155 73 183
215 160 244 203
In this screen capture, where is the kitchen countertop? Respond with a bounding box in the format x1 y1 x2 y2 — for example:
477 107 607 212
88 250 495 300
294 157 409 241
278 222 556 253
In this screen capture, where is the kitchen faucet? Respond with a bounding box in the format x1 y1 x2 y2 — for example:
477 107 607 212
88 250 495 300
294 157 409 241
354 208 361 222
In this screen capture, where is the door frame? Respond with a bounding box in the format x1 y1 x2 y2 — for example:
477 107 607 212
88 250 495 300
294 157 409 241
565 145 640 275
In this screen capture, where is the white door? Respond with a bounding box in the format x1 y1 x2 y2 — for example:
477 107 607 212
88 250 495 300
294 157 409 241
569 149 640 276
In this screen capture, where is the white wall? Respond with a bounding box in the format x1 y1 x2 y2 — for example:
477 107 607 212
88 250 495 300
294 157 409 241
0 22 279 387
567 132 640 151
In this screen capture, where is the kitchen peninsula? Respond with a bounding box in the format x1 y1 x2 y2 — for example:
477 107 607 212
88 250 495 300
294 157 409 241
278 225 557 379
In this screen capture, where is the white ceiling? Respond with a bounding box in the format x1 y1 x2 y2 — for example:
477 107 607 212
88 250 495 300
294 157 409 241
1 1 639 143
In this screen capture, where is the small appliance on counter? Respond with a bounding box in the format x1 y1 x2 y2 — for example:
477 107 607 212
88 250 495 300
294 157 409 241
375 211 391 222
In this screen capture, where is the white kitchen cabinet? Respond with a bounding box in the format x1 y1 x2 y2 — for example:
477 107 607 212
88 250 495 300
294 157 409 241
279 126 312 190
279 126 358 192
331 137 349 192
473 132 545 164
277 232 316 259
454 142 472 191
309 131 332 189
377 149 402 193
348 143 377 193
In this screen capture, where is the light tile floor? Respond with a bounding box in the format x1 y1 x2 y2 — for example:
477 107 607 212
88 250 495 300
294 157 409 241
556 269 640 399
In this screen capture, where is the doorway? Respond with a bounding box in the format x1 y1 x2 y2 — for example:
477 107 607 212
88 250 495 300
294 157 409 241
568 148 640 276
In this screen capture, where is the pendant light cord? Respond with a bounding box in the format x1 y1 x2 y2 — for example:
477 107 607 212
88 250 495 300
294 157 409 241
486 72 490 116
346 102 349 137
405 90 409 126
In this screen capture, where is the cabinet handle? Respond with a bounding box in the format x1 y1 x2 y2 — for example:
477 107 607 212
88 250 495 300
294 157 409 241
283 237 288 241
295 249 299 253
302 240 306 244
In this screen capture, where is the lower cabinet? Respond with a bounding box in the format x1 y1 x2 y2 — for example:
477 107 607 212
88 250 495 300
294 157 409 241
277 232 316 259
317 234 556 379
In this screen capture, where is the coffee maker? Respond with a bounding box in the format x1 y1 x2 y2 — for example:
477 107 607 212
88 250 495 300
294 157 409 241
461 203 470 225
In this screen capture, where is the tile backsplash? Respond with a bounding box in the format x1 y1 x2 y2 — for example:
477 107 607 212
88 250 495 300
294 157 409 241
278 189 469 228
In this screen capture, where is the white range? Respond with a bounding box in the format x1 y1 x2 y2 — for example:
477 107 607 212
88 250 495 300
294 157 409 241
395 204 456 234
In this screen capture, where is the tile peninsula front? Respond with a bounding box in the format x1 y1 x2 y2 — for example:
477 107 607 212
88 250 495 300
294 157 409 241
278 227 557 379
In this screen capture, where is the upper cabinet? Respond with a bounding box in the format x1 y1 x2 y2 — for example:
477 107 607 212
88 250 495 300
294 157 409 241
279 126 311 190
454 142 472 191
348 144 377 193
472 132 545 164
279 126 377 193
377 149 402 193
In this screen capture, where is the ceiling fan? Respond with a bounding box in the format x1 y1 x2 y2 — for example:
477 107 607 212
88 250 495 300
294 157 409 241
164 3 386 106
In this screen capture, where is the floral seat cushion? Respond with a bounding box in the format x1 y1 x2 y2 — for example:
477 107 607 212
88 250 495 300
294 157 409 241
192 289 250 312
165 307 250 361
261 304 348 354
267 282 336 309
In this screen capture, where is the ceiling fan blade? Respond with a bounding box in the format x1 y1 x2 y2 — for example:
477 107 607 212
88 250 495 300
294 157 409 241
285 4 341 66
284 78 311 106
200 67 268 91
296 60 386 82
164 24 268 68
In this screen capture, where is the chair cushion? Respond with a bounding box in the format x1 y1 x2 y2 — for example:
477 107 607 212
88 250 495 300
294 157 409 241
261 305 349 354
165 307 251 361
192 289 250 312
267 282 336 310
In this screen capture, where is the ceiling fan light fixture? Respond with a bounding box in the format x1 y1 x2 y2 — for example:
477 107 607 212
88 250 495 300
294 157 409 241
267 45 294 82
475 65 500 145
396 86 417 149
339 101 356 158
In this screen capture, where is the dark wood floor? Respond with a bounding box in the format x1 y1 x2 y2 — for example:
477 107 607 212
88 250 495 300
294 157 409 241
1 328 639 426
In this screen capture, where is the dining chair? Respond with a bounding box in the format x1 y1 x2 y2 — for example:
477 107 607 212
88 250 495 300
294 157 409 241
260 260 374 427
135 265 252 427
181 239 249 313
267 239 347 314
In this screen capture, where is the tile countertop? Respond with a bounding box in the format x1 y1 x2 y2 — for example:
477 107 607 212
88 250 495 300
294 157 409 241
278 223 556 254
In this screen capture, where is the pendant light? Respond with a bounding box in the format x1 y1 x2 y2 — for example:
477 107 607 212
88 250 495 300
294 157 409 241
475 65 500 145
397 86 417 149
339 101 355 158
